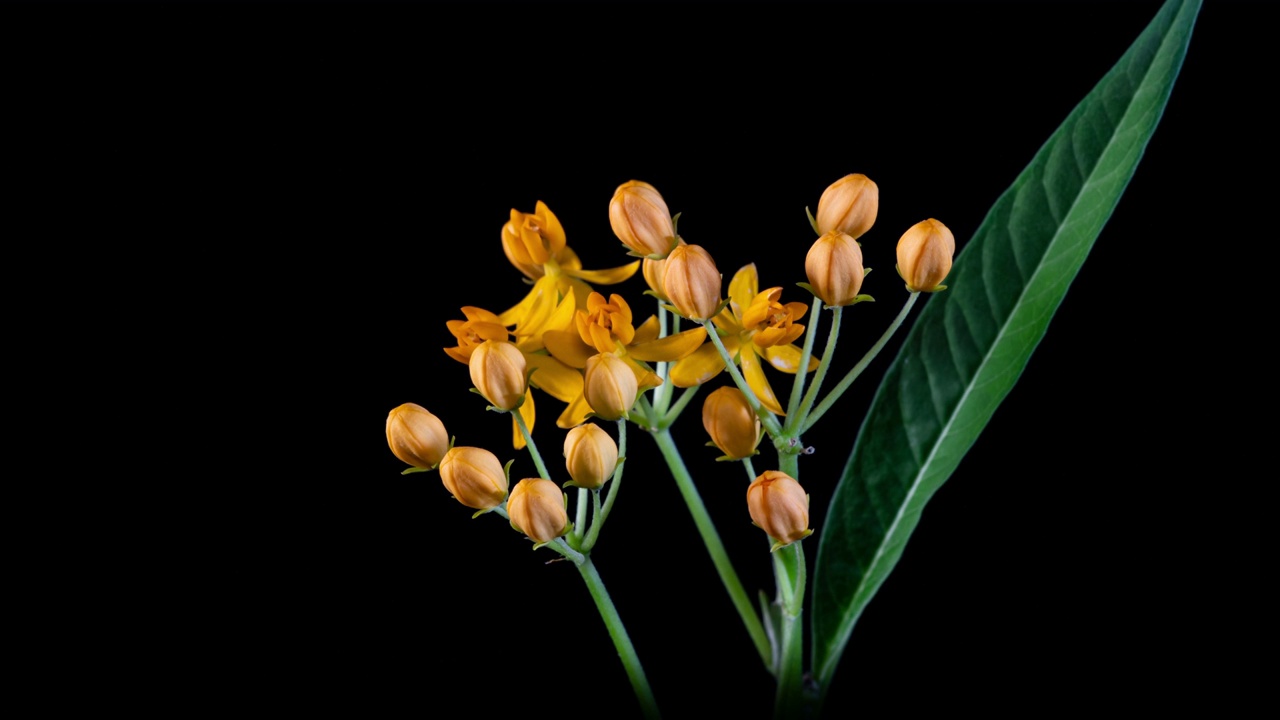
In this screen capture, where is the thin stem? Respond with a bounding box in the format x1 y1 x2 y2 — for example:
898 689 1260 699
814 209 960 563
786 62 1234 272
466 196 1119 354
791 305 843 435
785 295 824 422
549 537 586 565
661 385 701 429
700 320 784 438
513 408 552 481
577 557 662 720
655 303 671 413
582 419 627 552
653 428 772 669
573 487 588 546
634 394 659 431
803 293 919 433
742 456 757 482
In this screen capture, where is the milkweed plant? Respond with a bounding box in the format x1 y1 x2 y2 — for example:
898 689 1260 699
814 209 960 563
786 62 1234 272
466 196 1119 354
382 2 1198 717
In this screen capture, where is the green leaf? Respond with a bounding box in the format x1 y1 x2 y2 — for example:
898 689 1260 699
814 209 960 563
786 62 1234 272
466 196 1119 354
810 0 1201 694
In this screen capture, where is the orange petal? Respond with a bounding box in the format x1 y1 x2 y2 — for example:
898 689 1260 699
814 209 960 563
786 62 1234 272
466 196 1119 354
760 344 821 373
556 393 593 429
544 329 595 369
513 391 536 450
564 261 640 285
628 326 707 362
728 264 759 320
741 349 785 416
526 353 584 404
632 315 660 345
670 342 726 388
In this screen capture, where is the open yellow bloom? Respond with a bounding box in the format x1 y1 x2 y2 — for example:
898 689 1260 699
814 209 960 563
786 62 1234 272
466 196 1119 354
542 291 707 423
670 264 819 415
441 202 643 449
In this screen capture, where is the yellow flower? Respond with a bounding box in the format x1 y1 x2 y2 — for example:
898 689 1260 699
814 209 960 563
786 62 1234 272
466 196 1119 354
508 478 570 544
542 291 707 423
702 386 761 461
385 402 450 470
670 264 819 416
563 422 618 490
441 202 643 449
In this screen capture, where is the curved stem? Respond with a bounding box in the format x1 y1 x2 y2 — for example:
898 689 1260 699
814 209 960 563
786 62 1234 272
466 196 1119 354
582 419 627 552
634 394 659 431
790 305 843 435
577 557 662 720
785 295 824 421
513 409 552 481
661 385 701 429
742 455 757 482
549 537 586 565
700 320 784 438
653 428 772 669
803 293 919 433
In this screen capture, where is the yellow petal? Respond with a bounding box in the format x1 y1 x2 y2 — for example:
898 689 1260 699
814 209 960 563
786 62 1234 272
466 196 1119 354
535 201 566 256
587 323 613 354
670 342 726 388
711 306 741 335
565 261 641 285
633 315 659 345
741 349 785 416
526 353 585 404
557 245 583 272
444 346 471 364
628 326 707 362
556 393 593 429
728 264 759 320
513 391 536 450
462 306 503 323
500 275 557 326
760 344 821 374
544 329 596 369
625 355 663 391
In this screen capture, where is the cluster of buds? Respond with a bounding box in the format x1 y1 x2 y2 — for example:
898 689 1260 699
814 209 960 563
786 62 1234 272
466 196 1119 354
388 172 955 554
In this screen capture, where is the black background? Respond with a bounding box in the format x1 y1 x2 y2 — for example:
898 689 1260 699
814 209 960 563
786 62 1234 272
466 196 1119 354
39 1 1266 717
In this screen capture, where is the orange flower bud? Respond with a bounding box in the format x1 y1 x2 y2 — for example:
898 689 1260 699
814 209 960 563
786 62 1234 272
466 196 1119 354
468 340 527 411
702 386 760 460
438 446 509 510
896 219 955 293
609 180 676 258
386 402 450 469
583 353 638 421
747 470 812 549
662 244 722 320
816 173 879 239
805 231 866 307
563 423 618 489
508 478 570 543
641 238 686 300
502 201 567 278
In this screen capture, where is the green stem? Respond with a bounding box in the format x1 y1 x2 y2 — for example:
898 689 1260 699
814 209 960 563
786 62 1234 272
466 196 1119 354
773 542 807 720
803 293 919 433
785 295 824 422
577 557 662 720
790 305 843 435
513 409 552 481
582 419 627 552
700 320 784 438
661 385 701 429
653 428 772 669
550 537 586 565
573 487 588 546
655 303 672 413
742 456 757 482
634 394 659 431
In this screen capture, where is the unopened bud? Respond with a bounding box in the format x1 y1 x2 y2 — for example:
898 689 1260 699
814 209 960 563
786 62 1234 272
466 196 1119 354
583 353 638 421
563 423 618 489
702 386 760 460
468 340 527 411
642 238 686 300
805 231 866 307
816 173 879 239
438 446 509 510
609 180 676 258
508 478 570 544
386 402 449 469
663 244 722 320
896 218 955 293
746 470 813 549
